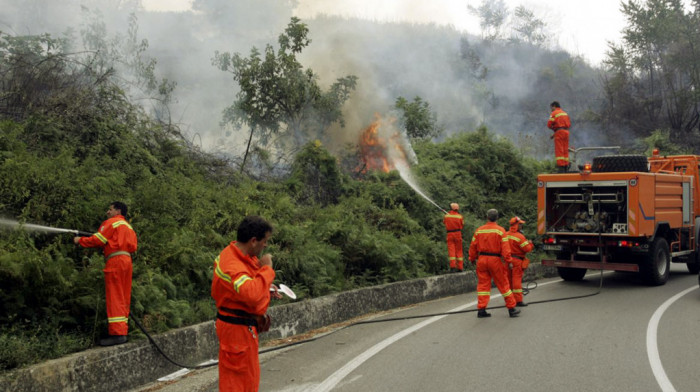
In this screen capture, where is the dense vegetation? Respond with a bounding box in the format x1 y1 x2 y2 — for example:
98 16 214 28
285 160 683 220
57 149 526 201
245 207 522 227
1 0 697 372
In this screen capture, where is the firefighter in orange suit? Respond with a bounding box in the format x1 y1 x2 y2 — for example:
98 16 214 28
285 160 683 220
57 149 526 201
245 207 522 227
468 209 520 318
506 216 534 307
547 101 571 173
444 203 464 271
212 215 282 392
74 201 137 346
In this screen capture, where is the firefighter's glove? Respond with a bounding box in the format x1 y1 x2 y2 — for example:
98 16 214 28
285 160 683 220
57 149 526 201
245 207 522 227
256 314 271 333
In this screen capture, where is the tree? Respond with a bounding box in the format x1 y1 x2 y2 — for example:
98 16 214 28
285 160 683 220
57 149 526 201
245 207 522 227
601 0 700 144
394 96 442 139
213 17 358 172
510 6 548 47
467 0 508 42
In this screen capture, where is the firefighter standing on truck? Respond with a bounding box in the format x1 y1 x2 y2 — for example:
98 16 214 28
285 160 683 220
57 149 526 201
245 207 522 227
547 101 571 173
211 215 282 392
444 202 464 272
468 209 521 318
506 216 533 307
74 201 137 346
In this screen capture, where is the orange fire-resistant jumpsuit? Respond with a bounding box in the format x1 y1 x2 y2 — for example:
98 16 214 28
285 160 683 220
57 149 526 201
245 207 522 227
547 107 571 168
468 222 516 310
79 215 137 336
444 209 464 270
506 224 534 304
211 242 275 392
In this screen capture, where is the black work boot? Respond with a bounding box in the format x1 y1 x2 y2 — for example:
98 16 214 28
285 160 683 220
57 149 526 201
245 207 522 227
516 302 528 307
99 335 127 346
508 308 521 318
477 309 491 318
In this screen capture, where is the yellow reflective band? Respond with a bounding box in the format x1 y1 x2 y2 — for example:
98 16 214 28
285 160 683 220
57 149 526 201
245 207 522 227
95 233 108 244
554 112 568 118
112 220 133 230
501 237 509 242
506 235 521 242
477 291 491 296
520 241 530 248
234 275 252 293
108 316 128 323
471 236 476 242
503 290 513 297
556 157 570 162
445 214 462 219
213 256 232 283
457 257 464 260
513 289 523 293
449 257 457 260
476 229 504 235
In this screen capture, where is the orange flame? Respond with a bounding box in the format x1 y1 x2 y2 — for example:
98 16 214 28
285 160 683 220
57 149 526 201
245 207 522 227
357 114 410 173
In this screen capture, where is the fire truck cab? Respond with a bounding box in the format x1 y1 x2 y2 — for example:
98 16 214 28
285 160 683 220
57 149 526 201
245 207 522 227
537 150 700 286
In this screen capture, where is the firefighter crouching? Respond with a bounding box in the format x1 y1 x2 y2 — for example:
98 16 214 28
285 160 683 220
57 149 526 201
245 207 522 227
468 209 521 318
506 216 533 307
444 202 464 271
211 215 282 392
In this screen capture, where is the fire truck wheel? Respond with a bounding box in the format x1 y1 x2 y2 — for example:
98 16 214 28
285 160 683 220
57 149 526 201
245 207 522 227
640 238 670 286
687 258 700 274
591 155 649 173
556 267 587 281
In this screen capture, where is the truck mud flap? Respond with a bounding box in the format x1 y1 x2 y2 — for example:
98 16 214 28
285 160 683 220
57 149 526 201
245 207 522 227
542 259 640 272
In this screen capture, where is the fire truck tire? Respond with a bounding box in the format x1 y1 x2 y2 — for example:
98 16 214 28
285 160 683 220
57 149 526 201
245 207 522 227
687 256 700 274
591 155 649 173
557 267 587 281
640 238 670 286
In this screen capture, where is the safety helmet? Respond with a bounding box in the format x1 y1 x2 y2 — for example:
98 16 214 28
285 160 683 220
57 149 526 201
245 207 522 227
509 216 526 225
450 203 459 211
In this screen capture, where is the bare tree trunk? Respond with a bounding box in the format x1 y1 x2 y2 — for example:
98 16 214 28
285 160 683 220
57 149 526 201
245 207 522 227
240 125 255 173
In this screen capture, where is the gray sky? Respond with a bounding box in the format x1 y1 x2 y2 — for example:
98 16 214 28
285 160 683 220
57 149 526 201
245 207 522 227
143 0 633 66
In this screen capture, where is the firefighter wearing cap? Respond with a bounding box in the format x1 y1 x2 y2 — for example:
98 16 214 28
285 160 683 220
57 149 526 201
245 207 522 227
506 216 534 307
74 201 137 346
444 203 464 271
212 216 281 392
547 101 571 173
468 209 520 318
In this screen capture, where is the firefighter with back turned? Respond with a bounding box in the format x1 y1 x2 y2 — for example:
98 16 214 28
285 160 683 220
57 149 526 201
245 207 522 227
468 209 521 318
444 202 464 271
547 101 571 173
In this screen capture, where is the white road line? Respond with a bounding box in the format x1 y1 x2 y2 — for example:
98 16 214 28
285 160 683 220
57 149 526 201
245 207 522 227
311 278 565 392
646 285 699 392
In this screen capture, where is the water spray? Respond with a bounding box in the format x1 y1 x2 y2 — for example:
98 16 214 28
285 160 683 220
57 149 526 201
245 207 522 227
0 218 92 236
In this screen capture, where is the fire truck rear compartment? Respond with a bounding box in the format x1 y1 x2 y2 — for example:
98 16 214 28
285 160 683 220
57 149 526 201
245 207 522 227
546 185 627 234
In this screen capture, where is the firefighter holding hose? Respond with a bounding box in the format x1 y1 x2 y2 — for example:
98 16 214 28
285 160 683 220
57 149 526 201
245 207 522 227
468 209 520 318
506 216 533 307
443 202 464 271
74 201 137 346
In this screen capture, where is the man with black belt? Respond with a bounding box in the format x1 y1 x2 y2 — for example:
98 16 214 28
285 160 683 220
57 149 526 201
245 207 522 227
444 202 464 271
506 216 534 307
547 101 571 173
74 201 137 346
468 209 520 318
211 215 281 391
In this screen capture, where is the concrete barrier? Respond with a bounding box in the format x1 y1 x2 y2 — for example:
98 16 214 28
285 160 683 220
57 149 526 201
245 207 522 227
0 265 557 392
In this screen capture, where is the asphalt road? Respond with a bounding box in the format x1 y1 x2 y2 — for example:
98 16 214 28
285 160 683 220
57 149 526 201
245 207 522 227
132 264 700 392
